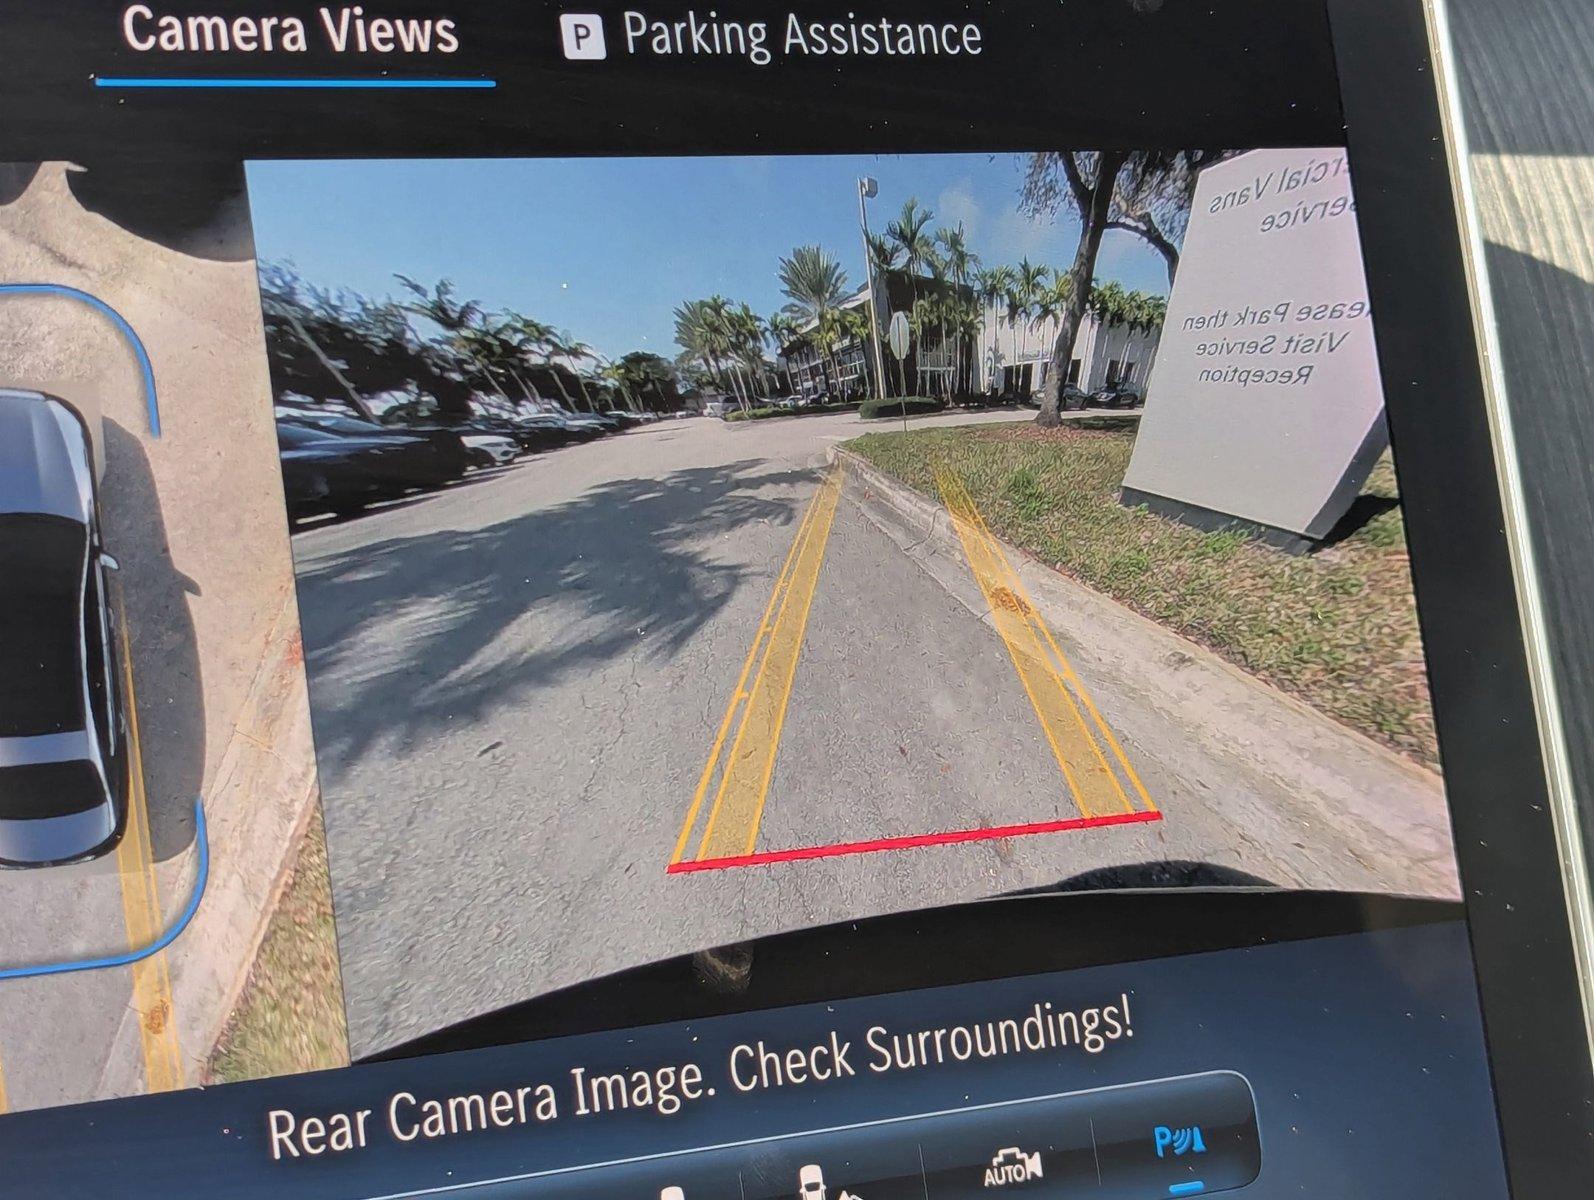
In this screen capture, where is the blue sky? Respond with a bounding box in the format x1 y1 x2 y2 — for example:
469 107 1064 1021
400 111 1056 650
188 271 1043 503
246 154 1170 361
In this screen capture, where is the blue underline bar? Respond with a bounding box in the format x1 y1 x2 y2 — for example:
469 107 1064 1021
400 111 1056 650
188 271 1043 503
93 76 496 89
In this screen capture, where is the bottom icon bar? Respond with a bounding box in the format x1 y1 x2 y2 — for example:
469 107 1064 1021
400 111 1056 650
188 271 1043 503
515 1071 1260 1199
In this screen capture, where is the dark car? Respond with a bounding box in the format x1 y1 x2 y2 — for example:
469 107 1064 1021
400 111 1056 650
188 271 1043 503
549 412 609 441
499 414 578 451
280 411 469 484
276 422 441 519
1061 384 1092 411
1090 383 1143 409
0 390 129 868
511 411 604 443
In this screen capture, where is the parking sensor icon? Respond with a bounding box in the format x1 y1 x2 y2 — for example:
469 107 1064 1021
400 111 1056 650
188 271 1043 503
560 14 607 60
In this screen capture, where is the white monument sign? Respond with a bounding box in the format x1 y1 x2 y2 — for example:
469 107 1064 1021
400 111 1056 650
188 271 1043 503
1121 148 1388 544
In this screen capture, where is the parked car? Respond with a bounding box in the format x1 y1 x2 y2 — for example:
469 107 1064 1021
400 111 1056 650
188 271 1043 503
550 413 609 441
276 421 441 518
280 411 469 484
1061 384 1092 411
0 390 129 867
1090 383 1143 409
574 411 624 432
603 410 642 428
460 433 519 467
506 414 582 450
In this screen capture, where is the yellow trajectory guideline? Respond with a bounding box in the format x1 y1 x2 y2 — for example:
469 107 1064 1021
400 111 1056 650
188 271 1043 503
673 462 843 865
934 463 1154 820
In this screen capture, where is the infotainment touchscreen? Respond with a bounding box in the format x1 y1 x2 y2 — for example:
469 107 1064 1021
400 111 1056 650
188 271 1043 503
0 2 1585 1197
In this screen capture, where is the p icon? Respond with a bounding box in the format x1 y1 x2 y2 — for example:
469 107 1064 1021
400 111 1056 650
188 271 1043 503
560 13 607 60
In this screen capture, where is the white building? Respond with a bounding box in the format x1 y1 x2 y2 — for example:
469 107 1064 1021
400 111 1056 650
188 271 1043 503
976 308 1163 398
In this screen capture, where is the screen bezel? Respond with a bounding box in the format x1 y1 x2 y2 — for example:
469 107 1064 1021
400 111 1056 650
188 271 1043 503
0 0 1589 1190
1327 0 1594 1190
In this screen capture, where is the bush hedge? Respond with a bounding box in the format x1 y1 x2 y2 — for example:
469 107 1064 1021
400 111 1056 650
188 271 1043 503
858 395 947 420
724 401 861 422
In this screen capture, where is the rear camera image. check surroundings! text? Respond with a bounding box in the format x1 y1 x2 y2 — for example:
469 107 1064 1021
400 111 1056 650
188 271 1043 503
247 151 1456 1056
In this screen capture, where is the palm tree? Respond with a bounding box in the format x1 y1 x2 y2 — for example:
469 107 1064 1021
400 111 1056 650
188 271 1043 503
1134 292 1168 333
674 297 743 405
936 224 977 396
454 323 518 404
867 232 900 284
596 355 644 411
396 275 505 402
778 245 849 396
778 245 849 321
766 312 804 394
950 296 984 397
493 312 559 408
1011 259 1049 384
1090 279 1130 326
976 265 1013 393
887 198 936 282
704 296 758 407
887 199 938 386
557 336 601 411
837 306 873 398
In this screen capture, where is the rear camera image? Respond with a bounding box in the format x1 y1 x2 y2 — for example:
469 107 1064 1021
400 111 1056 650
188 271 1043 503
245 150 1455 1056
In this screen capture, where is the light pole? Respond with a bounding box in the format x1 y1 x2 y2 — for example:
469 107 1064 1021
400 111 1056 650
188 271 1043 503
857 176 890 401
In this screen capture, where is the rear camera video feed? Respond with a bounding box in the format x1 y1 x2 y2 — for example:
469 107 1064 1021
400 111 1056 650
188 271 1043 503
246 150 1456 1056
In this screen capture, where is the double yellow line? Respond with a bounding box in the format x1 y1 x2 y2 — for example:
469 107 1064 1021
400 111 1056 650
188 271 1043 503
115 600 184 1094
671 464 844 865
934 465 1155 819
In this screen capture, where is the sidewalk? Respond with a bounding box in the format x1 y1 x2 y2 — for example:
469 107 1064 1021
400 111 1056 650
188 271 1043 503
833 445 1459 899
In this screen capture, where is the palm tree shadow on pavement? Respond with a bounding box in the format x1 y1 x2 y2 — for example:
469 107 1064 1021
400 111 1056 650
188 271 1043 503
290 458 819 774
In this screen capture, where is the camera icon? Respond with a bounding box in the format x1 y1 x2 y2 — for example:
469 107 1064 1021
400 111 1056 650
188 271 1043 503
560 14 607 60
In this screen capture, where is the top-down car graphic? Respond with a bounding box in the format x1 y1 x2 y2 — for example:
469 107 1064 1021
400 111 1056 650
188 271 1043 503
0 389 129 867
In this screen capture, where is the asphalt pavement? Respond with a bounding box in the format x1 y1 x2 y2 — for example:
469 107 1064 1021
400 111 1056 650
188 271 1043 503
290 408 1456 1058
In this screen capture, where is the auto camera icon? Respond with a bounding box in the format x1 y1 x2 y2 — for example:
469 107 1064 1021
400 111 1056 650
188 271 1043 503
983 1147 1043 1187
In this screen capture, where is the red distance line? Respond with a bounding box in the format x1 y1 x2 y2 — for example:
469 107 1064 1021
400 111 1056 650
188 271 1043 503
666 809 1164 874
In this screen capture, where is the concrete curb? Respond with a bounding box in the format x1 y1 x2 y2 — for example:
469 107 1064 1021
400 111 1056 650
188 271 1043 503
830 444 1458 899
183 587 327 1066
97 588 332 1096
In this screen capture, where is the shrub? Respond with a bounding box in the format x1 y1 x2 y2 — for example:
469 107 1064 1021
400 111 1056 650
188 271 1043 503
858 395 946 420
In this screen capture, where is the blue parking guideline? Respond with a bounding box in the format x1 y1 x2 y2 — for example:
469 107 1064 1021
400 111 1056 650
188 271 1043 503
1168 1183 1207 1196
0 283 161 437
0 797 208 981
93 77 496 89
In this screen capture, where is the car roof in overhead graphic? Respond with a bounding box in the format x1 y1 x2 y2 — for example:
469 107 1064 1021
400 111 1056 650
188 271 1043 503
0 389 95 523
